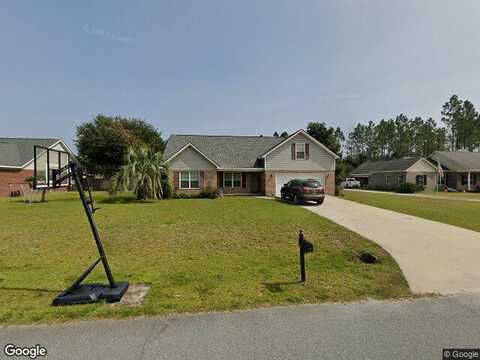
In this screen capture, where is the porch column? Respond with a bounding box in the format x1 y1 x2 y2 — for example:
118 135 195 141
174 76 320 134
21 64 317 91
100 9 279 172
468 171 471 191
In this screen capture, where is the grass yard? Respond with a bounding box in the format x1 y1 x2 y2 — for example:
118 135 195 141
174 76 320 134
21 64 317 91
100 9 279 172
344 190 480 232
421 192 480 200
0 192 410 325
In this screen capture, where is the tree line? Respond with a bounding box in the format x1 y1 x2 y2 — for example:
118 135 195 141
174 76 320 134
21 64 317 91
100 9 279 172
74 94 480 195
345 95 480 166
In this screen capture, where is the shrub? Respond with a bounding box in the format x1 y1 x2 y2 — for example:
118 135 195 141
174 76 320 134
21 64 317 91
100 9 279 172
415 184 425 192
199 186 219 199
396 182 424 193
162 181 173 199
397 183 416 193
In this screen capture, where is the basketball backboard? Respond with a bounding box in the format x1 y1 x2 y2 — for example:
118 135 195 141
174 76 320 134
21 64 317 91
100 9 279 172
33 146 71 189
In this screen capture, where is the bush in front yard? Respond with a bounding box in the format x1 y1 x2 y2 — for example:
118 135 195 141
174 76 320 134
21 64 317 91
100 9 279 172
396 182 423 193
415 184 425 192
162 181 173 199
199 186 219 199
172 187 219 199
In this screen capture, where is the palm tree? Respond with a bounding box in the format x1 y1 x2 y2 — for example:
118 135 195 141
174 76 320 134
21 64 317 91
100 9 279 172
112 147 168 200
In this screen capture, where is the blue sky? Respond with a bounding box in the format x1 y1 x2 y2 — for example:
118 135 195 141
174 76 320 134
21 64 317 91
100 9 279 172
1 1 480 148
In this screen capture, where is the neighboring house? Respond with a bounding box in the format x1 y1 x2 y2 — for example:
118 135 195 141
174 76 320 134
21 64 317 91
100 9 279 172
0 138 73 196
429 151 480 191
350 157 438 191
164 129 338 197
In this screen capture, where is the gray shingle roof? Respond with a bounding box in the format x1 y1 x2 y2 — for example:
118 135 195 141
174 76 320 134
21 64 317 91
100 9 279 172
429 151 480 171
164 135 284 168
0 138 59 167
351 157 424 175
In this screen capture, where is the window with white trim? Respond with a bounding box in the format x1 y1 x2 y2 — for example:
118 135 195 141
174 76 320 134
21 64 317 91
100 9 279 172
224 172 242 188
179 171 200 189
295 143 305 160
386 175 393 185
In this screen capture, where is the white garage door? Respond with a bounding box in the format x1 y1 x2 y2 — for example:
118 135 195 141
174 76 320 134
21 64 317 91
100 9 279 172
275 173 325 197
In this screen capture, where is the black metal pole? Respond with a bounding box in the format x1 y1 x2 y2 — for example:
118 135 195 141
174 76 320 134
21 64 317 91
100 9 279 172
71 163 116 288
299 230 306 282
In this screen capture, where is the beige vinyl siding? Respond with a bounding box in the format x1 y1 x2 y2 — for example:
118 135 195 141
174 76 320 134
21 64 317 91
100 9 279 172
406 172 437 191
265 133 335 171
167 146 216 170
407 159 436 172
369 172 406 188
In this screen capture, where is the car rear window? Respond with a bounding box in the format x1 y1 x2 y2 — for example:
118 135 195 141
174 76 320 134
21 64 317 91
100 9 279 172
303 180 321 188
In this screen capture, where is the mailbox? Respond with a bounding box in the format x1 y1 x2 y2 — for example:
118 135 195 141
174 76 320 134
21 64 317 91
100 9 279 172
298 230 314 254
302 240 314 253
298 230 313 282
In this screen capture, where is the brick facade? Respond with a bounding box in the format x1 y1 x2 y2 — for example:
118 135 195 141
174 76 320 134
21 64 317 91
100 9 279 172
324 171 335 195
0 169 34 196
168 170 335 197
170 170 218 196
0 168 69 197
203 170 217 189
265 171 276 197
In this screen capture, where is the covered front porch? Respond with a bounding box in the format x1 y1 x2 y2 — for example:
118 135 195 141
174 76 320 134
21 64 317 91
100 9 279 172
445 171 479 191
217 170 264 195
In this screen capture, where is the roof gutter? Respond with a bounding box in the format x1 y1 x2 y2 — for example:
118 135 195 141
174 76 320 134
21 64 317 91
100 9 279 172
0 165 23 169
217 168 264 172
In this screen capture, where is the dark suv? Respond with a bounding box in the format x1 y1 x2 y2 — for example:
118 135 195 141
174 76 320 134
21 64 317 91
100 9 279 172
280 179 325 205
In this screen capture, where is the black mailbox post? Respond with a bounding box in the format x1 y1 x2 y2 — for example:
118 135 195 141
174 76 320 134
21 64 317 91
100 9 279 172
298 230 314 282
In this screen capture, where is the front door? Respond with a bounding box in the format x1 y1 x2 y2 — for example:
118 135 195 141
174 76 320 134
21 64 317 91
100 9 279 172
250 173 260 193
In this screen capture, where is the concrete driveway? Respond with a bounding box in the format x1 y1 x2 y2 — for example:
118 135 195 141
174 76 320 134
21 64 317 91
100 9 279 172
304 196 480 295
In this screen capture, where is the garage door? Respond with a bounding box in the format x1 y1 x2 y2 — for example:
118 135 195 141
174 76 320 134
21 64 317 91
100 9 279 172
275 173 325 197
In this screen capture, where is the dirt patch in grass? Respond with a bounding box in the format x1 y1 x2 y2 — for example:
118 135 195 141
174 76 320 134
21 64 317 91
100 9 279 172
113 284 151 307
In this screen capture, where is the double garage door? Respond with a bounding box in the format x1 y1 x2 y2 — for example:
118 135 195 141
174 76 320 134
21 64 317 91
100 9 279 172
274 172 326 197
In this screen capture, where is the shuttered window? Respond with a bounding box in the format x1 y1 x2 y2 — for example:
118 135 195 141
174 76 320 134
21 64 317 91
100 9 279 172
295 143 305 160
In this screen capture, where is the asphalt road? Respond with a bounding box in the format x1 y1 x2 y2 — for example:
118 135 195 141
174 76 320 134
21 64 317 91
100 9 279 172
1 294 480 360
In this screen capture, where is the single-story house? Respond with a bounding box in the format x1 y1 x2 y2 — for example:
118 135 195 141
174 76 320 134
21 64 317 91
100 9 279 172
164 129 339 197
350 157 438 191
429 151 480 191
0 138 73 196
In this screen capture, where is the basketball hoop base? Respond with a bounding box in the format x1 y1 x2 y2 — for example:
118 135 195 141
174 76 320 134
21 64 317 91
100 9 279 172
53 282 129 306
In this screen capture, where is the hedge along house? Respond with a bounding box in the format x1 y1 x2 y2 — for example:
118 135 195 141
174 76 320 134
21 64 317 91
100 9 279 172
350 157 438 191
164 129 339 197
0 138 73 196
429 151 480 192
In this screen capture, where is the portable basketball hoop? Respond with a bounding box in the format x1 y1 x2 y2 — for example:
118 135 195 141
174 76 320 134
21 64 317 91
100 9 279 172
33 146 129 305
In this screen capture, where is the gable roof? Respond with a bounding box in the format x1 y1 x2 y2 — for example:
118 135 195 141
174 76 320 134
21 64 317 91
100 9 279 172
261 129 340 159
0 138 60 168
429 151 480 171
164 135 283 168
165 143 220 167
351 157 429 175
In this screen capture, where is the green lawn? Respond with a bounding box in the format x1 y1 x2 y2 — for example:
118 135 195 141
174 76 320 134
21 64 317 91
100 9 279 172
0 192 410 324
344 190 480 232
421 192 480 200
